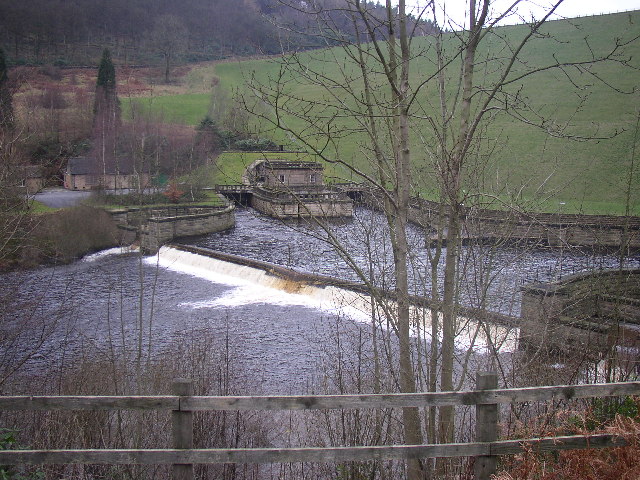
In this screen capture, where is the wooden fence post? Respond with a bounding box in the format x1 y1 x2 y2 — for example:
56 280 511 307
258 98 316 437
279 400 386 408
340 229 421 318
474 372 498 480
172 379 194 480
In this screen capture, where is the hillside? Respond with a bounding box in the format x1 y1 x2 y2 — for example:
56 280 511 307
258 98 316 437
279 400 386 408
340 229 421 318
205 11 640 215
0 0 435 67
5 8 638 215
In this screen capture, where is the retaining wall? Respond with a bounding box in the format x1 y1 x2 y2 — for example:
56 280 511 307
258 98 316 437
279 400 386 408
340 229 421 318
519 269 640 355
251 188 354 218
109 204 236 254
411 198 640 248
361 190 640 249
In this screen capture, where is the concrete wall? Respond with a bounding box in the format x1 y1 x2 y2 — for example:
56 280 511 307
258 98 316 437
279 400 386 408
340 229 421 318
109 204 236 254
519 269 640 355
361 190 640 249
140 206 235 254
251 189 353 218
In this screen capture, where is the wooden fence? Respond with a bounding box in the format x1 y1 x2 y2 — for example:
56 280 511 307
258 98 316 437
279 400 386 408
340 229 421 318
0 374 638 480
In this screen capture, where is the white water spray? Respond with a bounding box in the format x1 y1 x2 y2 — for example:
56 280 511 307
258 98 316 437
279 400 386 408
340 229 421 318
148 246 518 353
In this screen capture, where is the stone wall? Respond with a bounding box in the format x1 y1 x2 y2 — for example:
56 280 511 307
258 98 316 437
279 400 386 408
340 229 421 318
519 269 640 356
251 188 353 218
109 204 236 254
361 190 640 249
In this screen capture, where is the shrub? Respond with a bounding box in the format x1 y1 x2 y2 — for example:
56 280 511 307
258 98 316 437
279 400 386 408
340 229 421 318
496 398 640 480
162 181 185 203
233 138 278 151
27 206 120 264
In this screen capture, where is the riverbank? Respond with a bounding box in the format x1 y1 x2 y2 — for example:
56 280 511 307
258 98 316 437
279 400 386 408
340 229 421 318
0 205 122 272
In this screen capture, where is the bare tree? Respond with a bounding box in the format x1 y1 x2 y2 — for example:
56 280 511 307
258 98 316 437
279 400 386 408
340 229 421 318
237 0 638 477
145 15 188 84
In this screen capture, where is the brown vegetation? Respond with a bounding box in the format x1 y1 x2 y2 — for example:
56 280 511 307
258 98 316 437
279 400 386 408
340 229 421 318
12 206 120 269
0 327 270 480
496 400 640 480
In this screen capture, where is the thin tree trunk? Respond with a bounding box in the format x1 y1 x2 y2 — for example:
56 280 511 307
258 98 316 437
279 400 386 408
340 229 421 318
438 0 487 453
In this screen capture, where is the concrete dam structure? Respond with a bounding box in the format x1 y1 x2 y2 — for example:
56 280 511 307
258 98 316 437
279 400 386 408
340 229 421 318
519 268 640 369
218 158 355 219
109 204 235 254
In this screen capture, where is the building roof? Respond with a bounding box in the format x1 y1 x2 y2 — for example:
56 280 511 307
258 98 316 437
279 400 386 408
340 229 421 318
66 156 143 175
259 160 323 171
67 157 93 175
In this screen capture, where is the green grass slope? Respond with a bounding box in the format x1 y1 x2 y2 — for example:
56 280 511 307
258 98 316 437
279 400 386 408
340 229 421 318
136 12 640 215
217 12 640 215
126 93 211 125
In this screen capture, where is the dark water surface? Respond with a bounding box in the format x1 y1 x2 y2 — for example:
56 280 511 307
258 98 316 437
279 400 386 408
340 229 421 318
4 207 637 393
4 250 341 394
190 207 639 315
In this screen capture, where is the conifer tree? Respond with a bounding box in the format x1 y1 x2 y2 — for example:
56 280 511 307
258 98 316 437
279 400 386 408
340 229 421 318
92 49 121 185
94 49 119 117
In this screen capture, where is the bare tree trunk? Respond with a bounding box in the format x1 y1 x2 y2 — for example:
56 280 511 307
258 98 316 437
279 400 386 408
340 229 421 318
390 2 425 478
438 0 488 454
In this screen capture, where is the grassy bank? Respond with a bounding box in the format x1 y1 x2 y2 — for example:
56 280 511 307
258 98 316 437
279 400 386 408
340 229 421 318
88 189 227 209
138 12 639 215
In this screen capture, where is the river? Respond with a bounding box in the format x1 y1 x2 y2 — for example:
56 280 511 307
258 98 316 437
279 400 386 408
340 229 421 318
2 206 637 394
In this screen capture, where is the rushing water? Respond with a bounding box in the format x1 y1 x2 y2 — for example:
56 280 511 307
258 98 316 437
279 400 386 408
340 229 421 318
3 248 347 394
190 207 639 316
3 206 638 394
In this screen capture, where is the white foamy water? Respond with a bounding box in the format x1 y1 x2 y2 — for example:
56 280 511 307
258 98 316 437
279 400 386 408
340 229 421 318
81 245 139 262
147 246 518 353
146 246 373 322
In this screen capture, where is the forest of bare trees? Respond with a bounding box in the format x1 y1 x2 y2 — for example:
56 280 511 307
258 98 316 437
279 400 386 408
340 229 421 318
0 0 437 66
242 1 639 477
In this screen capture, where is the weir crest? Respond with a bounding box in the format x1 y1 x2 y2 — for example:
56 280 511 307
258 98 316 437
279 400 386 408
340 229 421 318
150 246 518 353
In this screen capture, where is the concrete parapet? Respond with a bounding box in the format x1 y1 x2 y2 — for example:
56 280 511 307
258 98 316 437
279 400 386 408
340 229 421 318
361 189 639 249
519 269 640 356
140 205 235 254
251 186 354 218
108 204 236 254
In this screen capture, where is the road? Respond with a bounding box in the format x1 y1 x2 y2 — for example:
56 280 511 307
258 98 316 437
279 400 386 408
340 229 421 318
34 188 93 208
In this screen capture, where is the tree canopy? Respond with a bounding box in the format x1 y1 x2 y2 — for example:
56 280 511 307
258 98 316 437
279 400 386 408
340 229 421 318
0 0 436 65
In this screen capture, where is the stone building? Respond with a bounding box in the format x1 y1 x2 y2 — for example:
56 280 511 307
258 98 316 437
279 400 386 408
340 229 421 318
17 165 46 194
64 156 151 191
248 160 353 218
254 160 323 187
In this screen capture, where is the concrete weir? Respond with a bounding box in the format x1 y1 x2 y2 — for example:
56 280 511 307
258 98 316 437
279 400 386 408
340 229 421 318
162 244 519 353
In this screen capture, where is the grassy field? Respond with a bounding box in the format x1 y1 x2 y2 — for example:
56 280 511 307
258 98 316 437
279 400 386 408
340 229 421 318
208 151 322 186
130 12 640 215
126 93 211 125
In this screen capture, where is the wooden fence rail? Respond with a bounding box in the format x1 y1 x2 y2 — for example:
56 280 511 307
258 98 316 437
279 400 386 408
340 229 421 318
1 374 638 480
